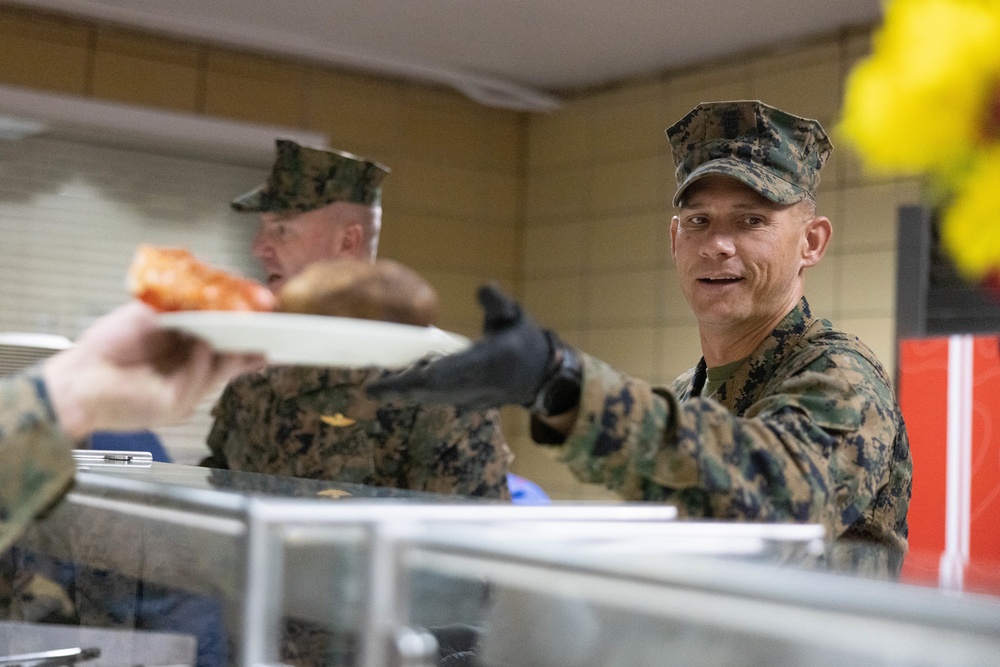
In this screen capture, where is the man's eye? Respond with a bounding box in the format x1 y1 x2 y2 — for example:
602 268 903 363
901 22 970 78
744 216 764 226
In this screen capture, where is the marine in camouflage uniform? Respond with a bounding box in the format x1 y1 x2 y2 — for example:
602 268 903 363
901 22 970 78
202 140 512 498
551 101 911 554
557 299 910 553
205 141 511 667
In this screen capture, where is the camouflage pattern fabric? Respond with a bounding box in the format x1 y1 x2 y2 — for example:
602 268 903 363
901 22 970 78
203 365 513 500
553 299 911 554
0 368 75 554
231 139 390 212
666 100 833 206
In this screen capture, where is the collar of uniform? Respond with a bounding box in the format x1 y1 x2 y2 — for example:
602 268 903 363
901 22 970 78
692 297 815 412
264 365 384 399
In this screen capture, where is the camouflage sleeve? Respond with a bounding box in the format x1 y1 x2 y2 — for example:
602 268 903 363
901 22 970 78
404 404 513 500
0 367 76 553
200 386 234 469
558 350 899 540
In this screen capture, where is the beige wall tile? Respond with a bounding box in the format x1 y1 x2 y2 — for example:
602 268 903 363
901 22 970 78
523 275 586 329
835 315 898 380
805 252 838 319
424 270 512 335
483 171 520 221
204 50 305 126
527 109 592 169
843 26 875 68
658 268 697 325
589 95 672 160
751 58 842 125
554 327 587 351
664 63 753 123
586 212 668 272
524 167 591 218
0 9 89 94
499 405 529 441
836 142 901 189
837 182 908 253
749 40 841 74
589 155 672 214
583 326 660 381
92 30 200 112
402 105 490 168
379 213 513 275
305 69 403 154
523 220 587 277
838 250 897 316
400 104 522 171
479 224 521 281
817 147 843 193
383 159 485 217
480 110 523 172
573 77 665 112
585 270 662 327
658 324 704 384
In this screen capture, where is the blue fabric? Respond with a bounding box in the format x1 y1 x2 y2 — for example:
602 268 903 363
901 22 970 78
507 473 550 505
89 430 171 462
9 548 229 667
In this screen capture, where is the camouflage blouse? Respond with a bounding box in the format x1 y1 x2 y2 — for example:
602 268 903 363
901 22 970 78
556 299 912 552
0 368 75 553
204 365 512 499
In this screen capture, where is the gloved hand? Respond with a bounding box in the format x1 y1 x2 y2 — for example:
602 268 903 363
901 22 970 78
366 284 559 411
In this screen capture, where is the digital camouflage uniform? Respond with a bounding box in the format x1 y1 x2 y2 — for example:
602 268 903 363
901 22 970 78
0 368 74 555
539 102 911 557
555 299 911 553
203 365 511 498
0 369 79 625
211 139 512 499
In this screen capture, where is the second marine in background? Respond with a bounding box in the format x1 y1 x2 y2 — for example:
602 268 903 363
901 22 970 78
202 139 512 499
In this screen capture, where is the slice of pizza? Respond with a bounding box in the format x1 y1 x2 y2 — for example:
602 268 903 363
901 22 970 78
128 244 275 312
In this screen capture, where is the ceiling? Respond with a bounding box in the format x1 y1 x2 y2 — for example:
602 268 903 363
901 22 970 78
8 0 882 110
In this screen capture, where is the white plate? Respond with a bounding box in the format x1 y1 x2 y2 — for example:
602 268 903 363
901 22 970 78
157 311 471 368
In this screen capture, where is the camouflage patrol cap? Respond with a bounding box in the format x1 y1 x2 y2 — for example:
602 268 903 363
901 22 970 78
232 139 390 212
666 100 832 207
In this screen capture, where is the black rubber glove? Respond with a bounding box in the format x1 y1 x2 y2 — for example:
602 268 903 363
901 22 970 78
366 284 556 410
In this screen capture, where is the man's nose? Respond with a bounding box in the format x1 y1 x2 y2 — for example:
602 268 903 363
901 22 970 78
700 229 736 257
251 229 271 259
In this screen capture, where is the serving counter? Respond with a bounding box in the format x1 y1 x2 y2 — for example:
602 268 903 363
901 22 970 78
3 457 998 667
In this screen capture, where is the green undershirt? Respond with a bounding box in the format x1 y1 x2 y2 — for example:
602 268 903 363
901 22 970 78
703 356 749 399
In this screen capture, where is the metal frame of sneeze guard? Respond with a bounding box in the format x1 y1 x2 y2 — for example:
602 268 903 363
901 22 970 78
239 501 681 667
370 527 1000 667
349 521 827 667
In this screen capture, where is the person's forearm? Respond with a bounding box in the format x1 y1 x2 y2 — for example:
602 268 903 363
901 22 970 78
41 351 95 441
0 367 77 552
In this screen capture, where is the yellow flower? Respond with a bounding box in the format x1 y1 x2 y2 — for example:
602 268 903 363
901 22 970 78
839 0 1000 179
940 146 1000 280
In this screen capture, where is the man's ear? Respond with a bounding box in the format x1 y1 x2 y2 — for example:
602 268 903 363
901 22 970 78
669 215 680 260
338 222 365 257
802 216 831 268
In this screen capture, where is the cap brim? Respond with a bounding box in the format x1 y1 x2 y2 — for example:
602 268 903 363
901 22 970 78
230 184 268 212
672 157 807 207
